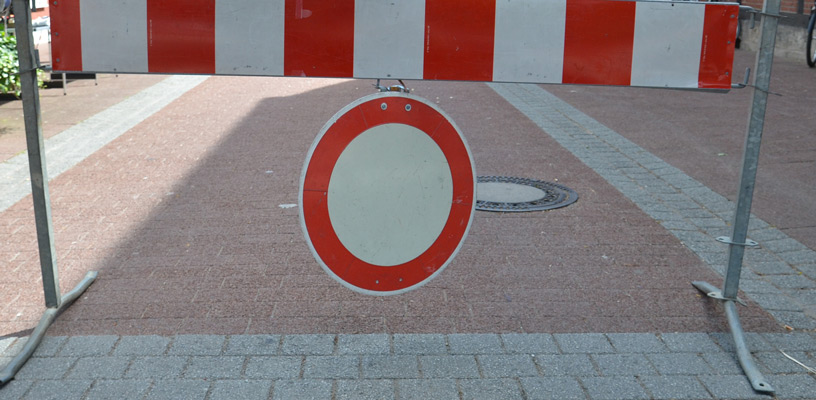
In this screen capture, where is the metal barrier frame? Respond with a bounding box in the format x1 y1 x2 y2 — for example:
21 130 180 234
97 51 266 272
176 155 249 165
2 0 784 393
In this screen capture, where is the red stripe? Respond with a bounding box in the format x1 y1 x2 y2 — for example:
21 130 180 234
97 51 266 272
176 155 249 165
284 1 355 77
423 0 495 81
563 0 636 86
146 0 215 74
698 4 738 89
50 0 82 72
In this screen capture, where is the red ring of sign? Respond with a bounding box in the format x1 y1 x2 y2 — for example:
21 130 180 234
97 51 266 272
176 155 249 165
299 92 475 295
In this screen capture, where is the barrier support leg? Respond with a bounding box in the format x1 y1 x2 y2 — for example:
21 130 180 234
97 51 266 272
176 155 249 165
692 0 780 394
0 0 97 386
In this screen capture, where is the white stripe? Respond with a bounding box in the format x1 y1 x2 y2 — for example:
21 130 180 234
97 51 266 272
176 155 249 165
493 0 566 83
631 1 705 88
353 0 425 80
80 0 148 73
215 0 285 76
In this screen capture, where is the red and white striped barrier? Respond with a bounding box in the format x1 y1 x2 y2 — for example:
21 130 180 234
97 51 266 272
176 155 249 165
51 0 739 89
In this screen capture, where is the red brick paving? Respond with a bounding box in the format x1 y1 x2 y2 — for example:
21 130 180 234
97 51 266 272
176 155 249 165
0 74 783 338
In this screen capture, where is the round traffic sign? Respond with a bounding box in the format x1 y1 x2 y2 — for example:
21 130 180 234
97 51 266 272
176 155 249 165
299 92 476 295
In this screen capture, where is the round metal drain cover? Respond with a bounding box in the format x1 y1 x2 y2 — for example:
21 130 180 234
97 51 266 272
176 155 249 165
476 176 578 212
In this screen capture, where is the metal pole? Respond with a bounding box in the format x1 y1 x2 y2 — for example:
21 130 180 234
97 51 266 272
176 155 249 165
13 0 60 307
722 0 780 300
693 0 780 394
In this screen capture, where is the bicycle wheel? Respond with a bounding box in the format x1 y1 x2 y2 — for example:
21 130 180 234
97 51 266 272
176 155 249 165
808 12 816 68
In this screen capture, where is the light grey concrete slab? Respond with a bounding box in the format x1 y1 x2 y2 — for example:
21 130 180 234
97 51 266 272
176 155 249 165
244 356 302 379
124 356 187 379
335 379 394 400
209 379 273 400
271 379 332 400
113 335 170 356
303 356 359 379
167 335 225 356
396 379 459 400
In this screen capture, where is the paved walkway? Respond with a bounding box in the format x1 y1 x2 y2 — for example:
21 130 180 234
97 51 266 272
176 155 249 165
1 50 815 399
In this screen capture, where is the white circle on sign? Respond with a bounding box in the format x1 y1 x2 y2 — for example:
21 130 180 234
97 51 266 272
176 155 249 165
327 123 453 267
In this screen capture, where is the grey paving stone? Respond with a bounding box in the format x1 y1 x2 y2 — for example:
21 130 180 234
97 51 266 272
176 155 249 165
761 333 816 351
113 335 170 356
639 375 712 399
0 336 16 356
701 352 744 375
581 376 649 400
21 379 92 400
751 293 803 311
768 373 816 399
420 355 479 378
747 261 796 275
755 351 815 374
14 357 76 380
739 278 785 294
125 356 187 379
606 333 667 353
709 332 775 353
336 379 394 400
397 379 459 400
362 355 419 379
337 334 389 355
660 333 722 353
478 354 539 378
647 353 713 375
767 310 816 330
768 275 816 289
459 378 523 400
448 334 503 354
84 379 152 400
501 333 558 354
144 379 211 400
698 375 769 399
780 250 816 265
592 354 656 376
66 357 130 379
244 356 302 379
58 336 118 357
0 379 32 400
30 336 67 357
799 263 816 279
280 334 335 355
168 335 225 356
225 335 281 355
184 356 244 379
393 334 447 355
271 379 332 400
303 355 359 379
209 379 273 400
520 376 585 400
535 354 598 377
554 334 613 354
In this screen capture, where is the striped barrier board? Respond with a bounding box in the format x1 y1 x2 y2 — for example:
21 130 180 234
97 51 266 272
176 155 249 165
51 0 739 89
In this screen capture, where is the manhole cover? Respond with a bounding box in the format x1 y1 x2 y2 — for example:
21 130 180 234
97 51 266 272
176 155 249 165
476 176 578 212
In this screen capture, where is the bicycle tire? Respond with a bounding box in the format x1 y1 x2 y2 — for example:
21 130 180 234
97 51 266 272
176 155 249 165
808 11 816 68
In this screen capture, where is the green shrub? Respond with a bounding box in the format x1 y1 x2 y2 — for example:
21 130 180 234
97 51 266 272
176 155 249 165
0 30 21 96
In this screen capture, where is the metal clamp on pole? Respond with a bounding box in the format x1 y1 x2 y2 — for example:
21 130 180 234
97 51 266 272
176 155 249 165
374 79 411 93
716 236 759 247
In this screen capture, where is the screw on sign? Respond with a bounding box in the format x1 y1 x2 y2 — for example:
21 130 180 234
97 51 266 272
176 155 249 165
299 92 476 295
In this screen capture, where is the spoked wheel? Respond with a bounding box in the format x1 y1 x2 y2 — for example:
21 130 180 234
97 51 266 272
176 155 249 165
808 12 816 68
